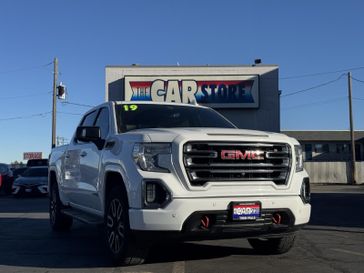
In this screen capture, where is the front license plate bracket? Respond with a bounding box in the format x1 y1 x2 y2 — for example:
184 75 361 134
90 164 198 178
230 201 261 221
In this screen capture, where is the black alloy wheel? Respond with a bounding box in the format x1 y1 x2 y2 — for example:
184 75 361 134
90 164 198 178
105 186 147 265
106 198 126 254
49 183 73 231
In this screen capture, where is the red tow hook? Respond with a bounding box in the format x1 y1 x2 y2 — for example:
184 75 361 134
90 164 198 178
200 215 210 229
272 213 282 224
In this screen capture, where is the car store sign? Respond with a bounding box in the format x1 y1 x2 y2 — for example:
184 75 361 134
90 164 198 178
23 152 42 160
124 75 259 108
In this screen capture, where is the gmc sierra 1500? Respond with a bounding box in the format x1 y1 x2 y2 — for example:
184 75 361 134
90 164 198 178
49 101 311 265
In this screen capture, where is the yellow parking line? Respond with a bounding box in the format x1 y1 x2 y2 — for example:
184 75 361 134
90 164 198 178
331 248 364 257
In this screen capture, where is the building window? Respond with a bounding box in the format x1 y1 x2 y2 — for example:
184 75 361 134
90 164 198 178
337 144 350 153
355 144 361 161
314 144 329 153
305 144 312 161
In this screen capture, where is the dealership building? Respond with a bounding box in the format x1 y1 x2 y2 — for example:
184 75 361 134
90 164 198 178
283 130 364 184
105 65 280 132
105 65 363 184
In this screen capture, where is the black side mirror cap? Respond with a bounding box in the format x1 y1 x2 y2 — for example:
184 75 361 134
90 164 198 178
76 126 101 142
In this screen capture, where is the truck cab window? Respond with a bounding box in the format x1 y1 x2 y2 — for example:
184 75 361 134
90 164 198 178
94 108 109 139
81 110 98 127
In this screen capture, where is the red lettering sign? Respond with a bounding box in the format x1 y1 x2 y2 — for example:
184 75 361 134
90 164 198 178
23 152 42 160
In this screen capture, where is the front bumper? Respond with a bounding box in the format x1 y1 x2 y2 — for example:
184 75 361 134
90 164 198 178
12 185 48 195
129 195 311 232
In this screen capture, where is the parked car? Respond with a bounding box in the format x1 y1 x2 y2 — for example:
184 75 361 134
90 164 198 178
12 166 48 196
0 163 14 195
27 159 48 167
12 167 28 180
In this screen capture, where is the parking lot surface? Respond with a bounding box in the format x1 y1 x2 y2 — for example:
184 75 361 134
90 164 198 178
0 185 364 273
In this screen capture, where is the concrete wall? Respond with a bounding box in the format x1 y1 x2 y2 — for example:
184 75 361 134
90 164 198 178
304 161 364 184
105 65 280 132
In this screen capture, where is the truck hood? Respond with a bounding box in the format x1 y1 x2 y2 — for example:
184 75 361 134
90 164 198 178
127 127 293 143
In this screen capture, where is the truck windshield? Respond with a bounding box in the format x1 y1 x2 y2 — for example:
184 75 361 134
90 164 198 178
115 104 236 132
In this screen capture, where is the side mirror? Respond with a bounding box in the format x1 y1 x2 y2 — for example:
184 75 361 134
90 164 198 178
76 126 101 142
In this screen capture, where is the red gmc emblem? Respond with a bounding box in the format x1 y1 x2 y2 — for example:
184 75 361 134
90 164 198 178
220 150 265 160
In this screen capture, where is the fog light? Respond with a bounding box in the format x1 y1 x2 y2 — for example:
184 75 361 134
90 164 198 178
146 183 156 203
300 178 311 204
143 180 172 208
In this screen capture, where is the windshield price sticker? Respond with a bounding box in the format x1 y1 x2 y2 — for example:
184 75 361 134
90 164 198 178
123 104 138 111
232 202 261 221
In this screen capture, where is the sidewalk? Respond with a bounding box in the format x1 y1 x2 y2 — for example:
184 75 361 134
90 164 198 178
311 184 364 194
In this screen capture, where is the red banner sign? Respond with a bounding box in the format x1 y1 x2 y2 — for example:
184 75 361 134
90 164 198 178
23 152 42 160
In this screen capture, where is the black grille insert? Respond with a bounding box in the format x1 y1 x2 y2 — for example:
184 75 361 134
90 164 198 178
183 142 291 186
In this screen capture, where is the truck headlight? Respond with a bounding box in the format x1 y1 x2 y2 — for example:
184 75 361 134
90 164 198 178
294 145 304 172
132 143 171 173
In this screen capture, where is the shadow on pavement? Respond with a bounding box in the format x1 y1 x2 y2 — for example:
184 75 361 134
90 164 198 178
0 197 257 269
2 191 364 268
0 195 48 213
309 192 364 229
147 242 254 264
0 216 254 268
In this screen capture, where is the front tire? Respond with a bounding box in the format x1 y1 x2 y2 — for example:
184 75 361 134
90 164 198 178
105 186 147 265
49 183 73 231
248 234 296 254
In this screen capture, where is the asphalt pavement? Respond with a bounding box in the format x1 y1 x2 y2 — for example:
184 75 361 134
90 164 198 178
0 185 363 273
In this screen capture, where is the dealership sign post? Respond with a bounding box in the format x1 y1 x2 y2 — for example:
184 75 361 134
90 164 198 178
23 152 42 160
124 75 259 108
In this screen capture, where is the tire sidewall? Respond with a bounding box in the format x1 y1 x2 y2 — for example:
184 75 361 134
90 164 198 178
49 183 59 228
49 182 72 230
105 187 131 262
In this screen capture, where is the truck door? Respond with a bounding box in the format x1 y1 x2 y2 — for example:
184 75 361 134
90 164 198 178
77 107 110 211
64 109 99 209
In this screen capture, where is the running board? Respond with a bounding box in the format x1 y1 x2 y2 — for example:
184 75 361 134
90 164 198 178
61 208 103 225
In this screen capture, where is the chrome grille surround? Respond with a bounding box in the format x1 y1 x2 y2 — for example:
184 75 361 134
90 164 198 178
183 142 292 186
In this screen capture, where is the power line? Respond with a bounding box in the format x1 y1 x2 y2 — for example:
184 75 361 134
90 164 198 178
57 111 84 116
353 97 364 101
281 74 345 98
0 91 51 100
281 96 346 111
0 62 52 75
280 66 364 80
351 76 364 84
61 101 95 108
0 111 51 121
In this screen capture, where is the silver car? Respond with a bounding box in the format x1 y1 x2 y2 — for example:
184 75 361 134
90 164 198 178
12 166 48 196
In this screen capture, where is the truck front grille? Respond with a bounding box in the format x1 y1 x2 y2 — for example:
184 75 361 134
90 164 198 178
183 142 291 186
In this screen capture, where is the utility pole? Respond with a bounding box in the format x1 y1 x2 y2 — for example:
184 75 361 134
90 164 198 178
51 57 58 148
348 72 356 184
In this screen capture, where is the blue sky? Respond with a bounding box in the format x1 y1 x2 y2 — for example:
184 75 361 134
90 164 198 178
1 0 364 163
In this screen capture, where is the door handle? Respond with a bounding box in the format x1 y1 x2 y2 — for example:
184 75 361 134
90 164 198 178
80 151 88 157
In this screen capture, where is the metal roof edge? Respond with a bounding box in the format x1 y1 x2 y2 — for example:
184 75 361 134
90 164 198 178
282 130 364 132
105 64 279 69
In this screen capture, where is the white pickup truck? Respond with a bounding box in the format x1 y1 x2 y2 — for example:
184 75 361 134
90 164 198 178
49 101 311 265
